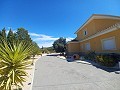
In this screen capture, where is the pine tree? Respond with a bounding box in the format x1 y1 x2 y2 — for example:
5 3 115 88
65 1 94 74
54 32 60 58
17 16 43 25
7 28 16 45
0 27 7 41
15 28 32 43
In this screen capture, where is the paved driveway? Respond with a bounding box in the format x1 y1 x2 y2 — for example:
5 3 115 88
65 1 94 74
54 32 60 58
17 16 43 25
32 55 120 90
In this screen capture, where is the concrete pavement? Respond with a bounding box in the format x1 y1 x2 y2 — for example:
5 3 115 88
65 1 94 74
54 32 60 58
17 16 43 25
32 55 120 90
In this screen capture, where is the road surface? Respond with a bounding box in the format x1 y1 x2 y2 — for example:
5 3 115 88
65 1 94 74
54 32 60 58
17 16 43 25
32 55 120 90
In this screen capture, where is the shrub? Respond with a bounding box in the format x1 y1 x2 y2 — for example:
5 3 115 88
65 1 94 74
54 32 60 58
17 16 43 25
0 41 33 90
109 53 120 63
84 51 96 61
96 54 117 67
84 51 120 67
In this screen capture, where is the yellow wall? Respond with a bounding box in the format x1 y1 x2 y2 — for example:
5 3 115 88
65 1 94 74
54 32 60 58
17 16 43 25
67 43 80 52
80 29 120 53
76 19 120 41
68 17 120 54
94 19 120 32
76 20 95 40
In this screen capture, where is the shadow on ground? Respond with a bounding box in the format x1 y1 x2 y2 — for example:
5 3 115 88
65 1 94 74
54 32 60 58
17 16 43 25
66 58 120 73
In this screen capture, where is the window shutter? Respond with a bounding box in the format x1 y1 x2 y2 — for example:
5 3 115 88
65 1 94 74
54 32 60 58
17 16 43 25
85 43 90 50
102 37 116 50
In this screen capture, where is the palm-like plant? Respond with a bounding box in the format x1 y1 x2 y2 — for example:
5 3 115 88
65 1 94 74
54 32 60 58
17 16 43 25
0 41 33 90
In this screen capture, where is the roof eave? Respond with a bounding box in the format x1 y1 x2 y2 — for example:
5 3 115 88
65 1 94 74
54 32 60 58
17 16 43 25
74 14 120 34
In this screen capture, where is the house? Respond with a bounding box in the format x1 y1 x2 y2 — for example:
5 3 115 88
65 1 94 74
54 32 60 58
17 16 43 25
66 14 120 56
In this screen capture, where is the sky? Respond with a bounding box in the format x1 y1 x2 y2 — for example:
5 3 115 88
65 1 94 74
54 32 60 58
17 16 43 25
0 0 120 47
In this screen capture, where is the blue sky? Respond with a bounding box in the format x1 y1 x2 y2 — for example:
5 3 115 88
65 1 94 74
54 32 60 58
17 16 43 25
0 0 120 47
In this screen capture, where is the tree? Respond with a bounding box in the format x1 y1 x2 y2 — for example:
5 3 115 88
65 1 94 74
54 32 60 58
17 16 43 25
15 27 32 43
45 47 55 53
0 27 40 89
0 28 7 42
53 37 66 53
31 41 41 57
7 29 16 46
0 41 34 90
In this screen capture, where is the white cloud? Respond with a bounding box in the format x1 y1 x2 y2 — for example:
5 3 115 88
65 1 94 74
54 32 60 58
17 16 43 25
66 37 74 41
29 33 40 37
29 32 74 48
34 37 58 41
38 41 54 48
30 33 59 41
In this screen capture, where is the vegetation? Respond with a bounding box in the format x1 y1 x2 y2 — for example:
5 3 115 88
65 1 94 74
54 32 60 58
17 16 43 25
84 51 120 67
84 51 96 61
41 46 55 54
15 28 32 43
45 47 55 53
0 28 40 90
53 37 66 53
96 53 120 67
31 42 41 57
96 54 115 67
0 41 33 90
7 29 16 47
0 28 7 43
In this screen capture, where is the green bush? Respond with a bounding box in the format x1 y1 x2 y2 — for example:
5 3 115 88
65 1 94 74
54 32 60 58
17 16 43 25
83 51 120 67
96 54 116 67
84 51 96 61
109 53 120 63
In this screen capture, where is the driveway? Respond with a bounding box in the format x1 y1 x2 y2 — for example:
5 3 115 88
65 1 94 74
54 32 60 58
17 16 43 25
32 55 120 90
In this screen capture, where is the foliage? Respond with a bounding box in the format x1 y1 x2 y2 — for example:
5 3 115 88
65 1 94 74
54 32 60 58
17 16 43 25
31 41 41 58
7 29 16 47
109 53 120 63
15 28 32 43
0 41 33 90
96 54 117 67
45 47 55 53
15 28 41 58
41 47 55 54
53 37 66 53
84 51 119 67
41 48 49 54
0 27 40 89
0 28 40 56
0 28 7 43
84 51 96 61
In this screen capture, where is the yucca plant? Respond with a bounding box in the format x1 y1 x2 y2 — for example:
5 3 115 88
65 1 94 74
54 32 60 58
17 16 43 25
0 41 33 90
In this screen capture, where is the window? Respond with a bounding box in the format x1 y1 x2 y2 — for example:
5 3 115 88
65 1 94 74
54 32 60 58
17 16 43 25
101 37 116 50
85 42 90 50
81 44 83 50
83 30 87 36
